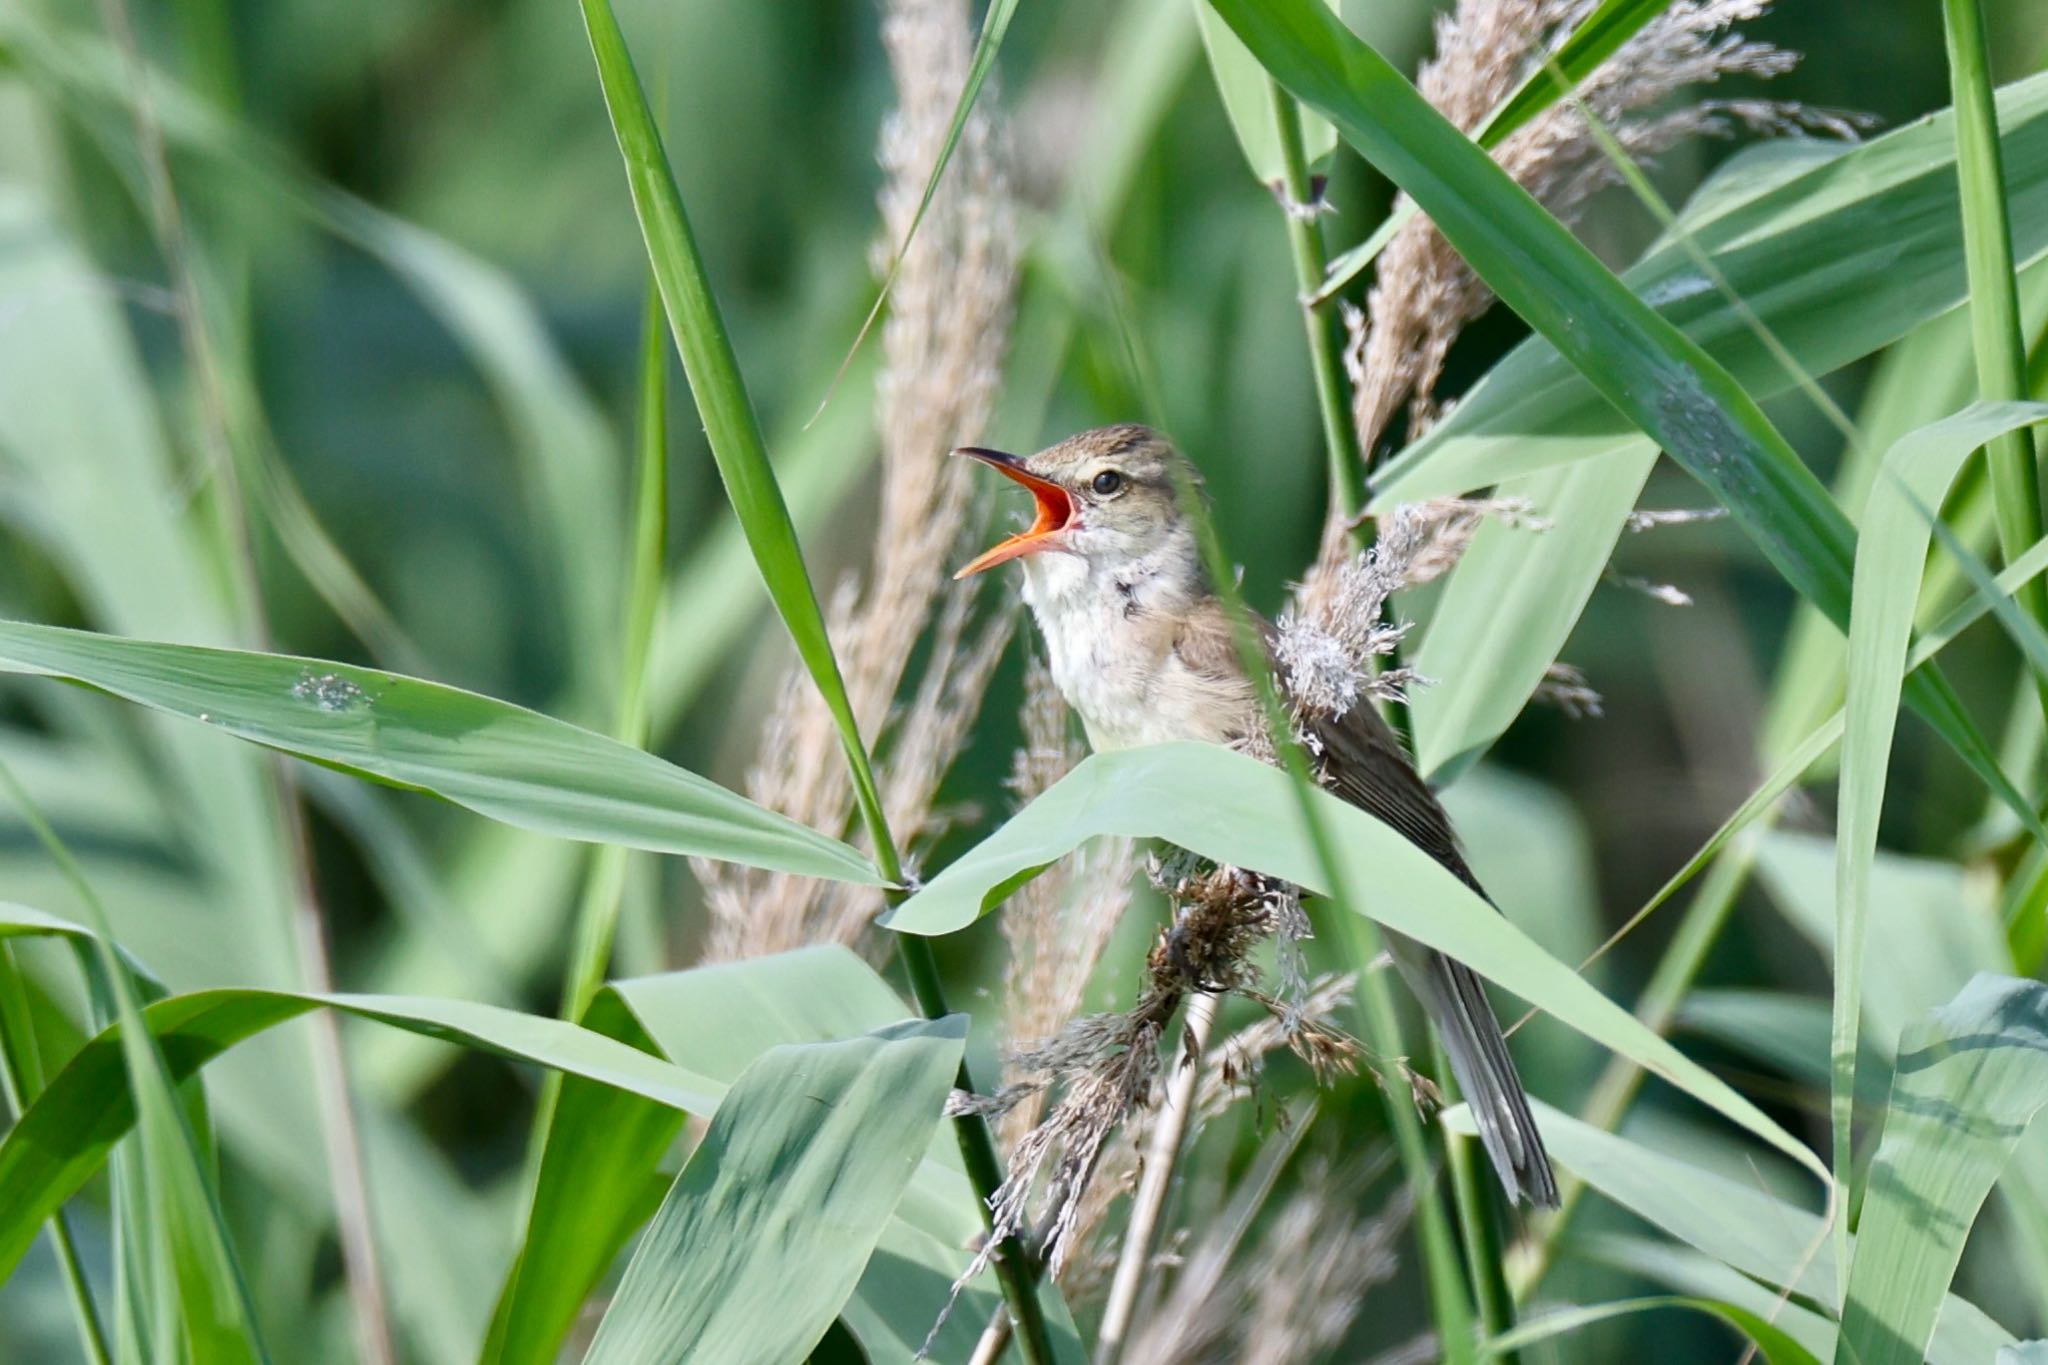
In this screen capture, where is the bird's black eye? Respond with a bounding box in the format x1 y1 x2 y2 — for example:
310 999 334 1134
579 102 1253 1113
1091 470 1124 496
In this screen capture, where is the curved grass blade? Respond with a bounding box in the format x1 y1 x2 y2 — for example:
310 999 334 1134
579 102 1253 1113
1482 1295 1818 1365
1838 976 2048 1365
583 1019 965 1365
578 0 897 879
1944 0 2048 697
0 621 878 884
1833 401 2048 1223
0 902 166 997
886 742 1825 1185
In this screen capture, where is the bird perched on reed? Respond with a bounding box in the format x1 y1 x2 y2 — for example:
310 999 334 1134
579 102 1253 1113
955 422 1559 1208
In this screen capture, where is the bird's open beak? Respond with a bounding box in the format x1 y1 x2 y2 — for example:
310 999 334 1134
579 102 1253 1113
952 447 1076 579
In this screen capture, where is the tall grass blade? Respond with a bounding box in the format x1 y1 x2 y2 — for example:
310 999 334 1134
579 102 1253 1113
559 289 671 1022
1833 401 2048 1228
578 14 1060 1354
1944 0 2048 698
582 1018 964 1365
578 0 898 877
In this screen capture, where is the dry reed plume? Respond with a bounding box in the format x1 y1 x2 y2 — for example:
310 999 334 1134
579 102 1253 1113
699 0 1018 960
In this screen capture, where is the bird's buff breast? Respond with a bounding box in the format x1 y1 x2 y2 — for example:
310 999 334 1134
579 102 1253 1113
1020 554 1243 752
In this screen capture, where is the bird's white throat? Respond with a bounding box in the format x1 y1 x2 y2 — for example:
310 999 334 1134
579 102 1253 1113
1017 536 1225 752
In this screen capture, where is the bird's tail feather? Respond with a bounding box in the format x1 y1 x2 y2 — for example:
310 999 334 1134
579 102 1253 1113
1388 932 1559 1209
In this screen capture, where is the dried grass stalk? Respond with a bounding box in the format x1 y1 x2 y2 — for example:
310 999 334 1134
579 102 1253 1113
1120 1156 1408 1365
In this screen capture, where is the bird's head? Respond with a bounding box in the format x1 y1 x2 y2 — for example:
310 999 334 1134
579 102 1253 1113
952 424 1203 580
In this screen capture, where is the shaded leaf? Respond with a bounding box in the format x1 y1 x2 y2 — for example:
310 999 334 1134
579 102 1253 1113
583 1019 965 1365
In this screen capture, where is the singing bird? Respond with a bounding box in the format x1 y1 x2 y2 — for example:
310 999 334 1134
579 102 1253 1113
954 423 1559 1208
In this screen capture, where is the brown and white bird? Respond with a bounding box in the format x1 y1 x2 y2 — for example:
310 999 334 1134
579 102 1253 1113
955 422 1559 1208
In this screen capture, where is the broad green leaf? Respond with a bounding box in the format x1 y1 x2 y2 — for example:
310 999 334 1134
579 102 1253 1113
1194 0 1335 182
1372 70 2048 504
1209 0 2038 843
583 1019 965 1365
1832 401 2048 1204
887 742 1823 1183
1410 450 1654 779
615 952 1085 1365
1444 1103 2015 1363
0 985 725 1285
486 947 1085 1365
1482 1295 1819 1365
479 991 681 1365
579 0 895 866
1839 976 2048 1365
0 621 878 885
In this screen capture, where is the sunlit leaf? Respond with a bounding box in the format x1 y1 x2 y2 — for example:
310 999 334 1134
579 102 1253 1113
888 742 1824 1183
0 621 878 885
1839 976 2048 1365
